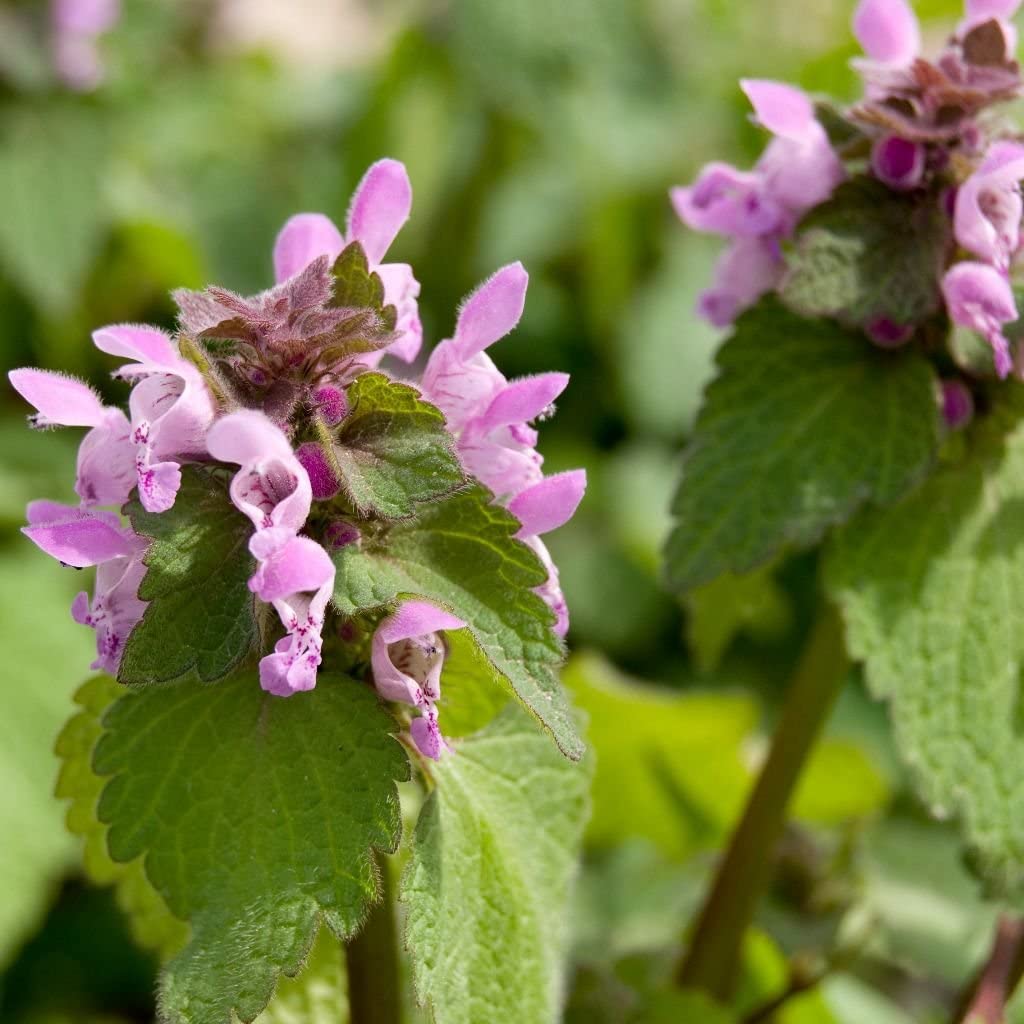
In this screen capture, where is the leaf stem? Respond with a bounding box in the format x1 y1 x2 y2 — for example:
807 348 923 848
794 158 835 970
345 852 403 1024
953 914 1024 1024
676 604 849 1000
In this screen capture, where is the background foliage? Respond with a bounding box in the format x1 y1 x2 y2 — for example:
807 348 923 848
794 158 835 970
0 0 1018 1021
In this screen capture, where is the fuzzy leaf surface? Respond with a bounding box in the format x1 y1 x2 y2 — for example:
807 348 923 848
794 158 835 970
332 373 466 519
827 396 1024 896
402 705 591 1024
781 176 948 327
330 241 397 331
56 676 189 960
93 670 408 1023
120 467 258 685
331 484 584 760
665 299 940 593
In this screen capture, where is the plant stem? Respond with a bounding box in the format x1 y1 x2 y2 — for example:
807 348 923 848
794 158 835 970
676 604 849 1001
345 852 403 1024
953 914 1024 1024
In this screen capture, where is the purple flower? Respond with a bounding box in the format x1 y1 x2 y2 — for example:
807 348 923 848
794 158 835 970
852 0 920 65
22 499 147 674
942 261 1019 377
206 411 312 534
871 135 926 190
51 0 120 91
248 532 335 697
92 324 216 513
272 159 422 363
295 442 341 500
697 236 784 328
670 164 782 238
941 378 976 429
954 141 1024 269
8 369 135 507
371 600 467 760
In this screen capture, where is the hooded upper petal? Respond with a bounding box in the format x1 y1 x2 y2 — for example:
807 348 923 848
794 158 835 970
8 368 107 427
853 0 921 64
273 213 345 284
954 141 1024 267
92 324 177 370
508 470 587 538
452 263 529 360
23 500 139 567
346 159 413 266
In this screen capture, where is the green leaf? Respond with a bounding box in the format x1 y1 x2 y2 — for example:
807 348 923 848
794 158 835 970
119 466 259 686
250 928 348 1024
826 395 1024 896
330 241 397 331
56 676 189 960
0 544 94 966
331 373 466 519
402 704 592 1024
92 670 409 1023
781 176 948 328
665 299 940 593
331 484 584 760
563 654 756 858
792 739 890 825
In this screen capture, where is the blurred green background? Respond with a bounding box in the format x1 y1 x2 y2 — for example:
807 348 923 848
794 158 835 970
0 1 1017 1021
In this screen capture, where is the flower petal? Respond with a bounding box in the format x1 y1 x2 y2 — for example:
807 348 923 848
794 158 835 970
273 213 345 284
8 368 107 428
92 324 177 367
479 373 570 431
740 79 816 139
23 501 137 567
346 159 412 266
453 262 529 359
377 600 466 645
248 535 334 603
852 0 920 64
508 470 587 538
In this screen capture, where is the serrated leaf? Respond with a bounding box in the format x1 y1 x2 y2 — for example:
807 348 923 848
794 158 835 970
781 176 948 328
55 677 189 960
402 704 591 1024
330 242 397 330
665 299 940 593
92 670 408 1024
826 395 1024 896
250 928 348 1024
120 466 258 685
331 484 583 760
332 373 466 519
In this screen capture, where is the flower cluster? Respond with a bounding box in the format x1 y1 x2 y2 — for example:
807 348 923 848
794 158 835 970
10 159 585 760
673 0 1024 415
51 0 121 91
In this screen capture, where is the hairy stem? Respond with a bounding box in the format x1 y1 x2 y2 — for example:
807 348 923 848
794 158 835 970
953 914 1024 1024
676 605 849 1000
345 853 403 1024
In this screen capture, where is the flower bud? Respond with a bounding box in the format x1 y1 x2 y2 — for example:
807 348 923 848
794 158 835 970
295 442 341 500
941 379 975 430
871 135 925 191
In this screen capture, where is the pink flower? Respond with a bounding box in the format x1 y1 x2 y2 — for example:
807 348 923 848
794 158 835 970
206 411 312 534
51 0 120 91
22 499 148 674
248 533 335 697
852 0 920 65
670 164 782 238
942 261 1019 377
273 159 422 363
954 141 1024 269
92 324 216 513
371 601 466 760
9 369 135 507
508 471 587 638
743 80 845 221
697 236 784 328
941 378 975 429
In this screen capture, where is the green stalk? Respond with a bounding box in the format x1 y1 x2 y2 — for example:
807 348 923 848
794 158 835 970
676 604 849 1001
345 853 403 1024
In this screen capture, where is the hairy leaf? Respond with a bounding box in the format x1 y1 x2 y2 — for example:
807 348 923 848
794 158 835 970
330 241 397 331
56 677 189 959
120 467 258 685
665 299 940 593
781 176 948 328
827 396 1024 896
331 484 584 760
403 705 591 1024
251 928 348 1024
92 670 408 1023
332 373 465 519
